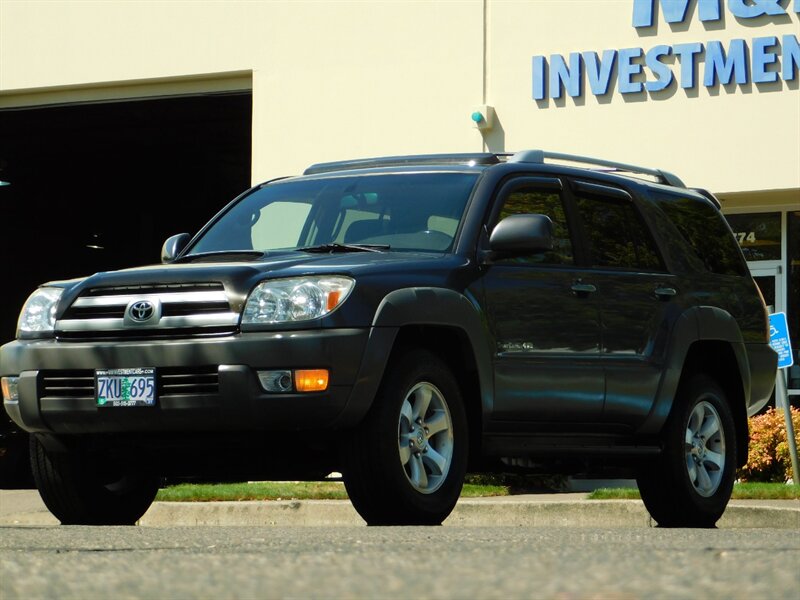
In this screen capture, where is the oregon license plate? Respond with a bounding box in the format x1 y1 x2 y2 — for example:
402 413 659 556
96 368 156 407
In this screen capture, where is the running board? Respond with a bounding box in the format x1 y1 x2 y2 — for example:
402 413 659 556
484 435 662 458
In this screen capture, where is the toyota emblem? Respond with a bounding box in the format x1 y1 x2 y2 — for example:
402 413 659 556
129 301 155 322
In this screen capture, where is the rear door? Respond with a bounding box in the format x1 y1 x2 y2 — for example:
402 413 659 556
569 181 678 427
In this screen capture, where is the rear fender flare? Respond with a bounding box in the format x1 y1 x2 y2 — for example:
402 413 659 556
637 306 750 437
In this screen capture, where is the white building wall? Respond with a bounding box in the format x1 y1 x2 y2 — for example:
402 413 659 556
1 0 798 193
0 0 484 183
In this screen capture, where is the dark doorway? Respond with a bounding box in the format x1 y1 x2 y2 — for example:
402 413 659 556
0 92 252 342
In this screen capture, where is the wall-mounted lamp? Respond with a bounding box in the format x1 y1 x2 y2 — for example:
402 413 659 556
470 105 495 131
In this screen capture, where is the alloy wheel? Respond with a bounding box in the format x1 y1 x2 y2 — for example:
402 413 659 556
684 399 726 497
397 382 454 494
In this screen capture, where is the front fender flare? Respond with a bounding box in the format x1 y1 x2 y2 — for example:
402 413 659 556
330 287 493 429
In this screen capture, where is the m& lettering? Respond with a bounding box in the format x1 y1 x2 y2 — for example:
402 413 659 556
633 0 798 28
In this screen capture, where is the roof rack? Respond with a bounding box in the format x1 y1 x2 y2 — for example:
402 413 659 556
304 153 501 175
508 150 686 188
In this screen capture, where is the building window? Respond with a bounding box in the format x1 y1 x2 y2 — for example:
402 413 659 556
725 212 782 262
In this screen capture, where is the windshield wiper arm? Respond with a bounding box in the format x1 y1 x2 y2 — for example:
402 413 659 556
297 243 390 253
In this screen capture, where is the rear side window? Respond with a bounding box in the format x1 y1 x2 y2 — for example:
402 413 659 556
653 193 747 276
575 195 663 271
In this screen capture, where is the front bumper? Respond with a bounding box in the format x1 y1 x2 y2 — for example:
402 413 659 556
1 328 369 434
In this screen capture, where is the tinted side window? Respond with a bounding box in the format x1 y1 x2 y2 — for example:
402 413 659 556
575 195 663 271
653 194 747 276
497 188 573 265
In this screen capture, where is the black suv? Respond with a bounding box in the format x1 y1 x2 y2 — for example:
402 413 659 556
0 150 777 527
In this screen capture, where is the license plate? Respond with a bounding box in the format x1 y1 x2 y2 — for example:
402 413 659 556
96 368 156 407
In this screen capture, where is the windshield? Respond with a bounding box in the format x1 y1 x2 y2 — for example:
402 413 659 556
189 172 478 255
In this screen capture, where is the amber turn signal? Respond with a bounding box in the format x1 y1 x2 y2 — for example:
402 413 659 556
294 369 329 392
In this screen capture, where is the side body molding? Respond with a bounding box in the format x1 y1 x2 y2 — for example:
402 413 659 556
637 306 750 438
331 287 493 429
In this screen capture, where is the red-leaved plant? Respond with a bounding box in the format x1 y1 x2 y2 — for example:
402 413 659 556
738 407 800 483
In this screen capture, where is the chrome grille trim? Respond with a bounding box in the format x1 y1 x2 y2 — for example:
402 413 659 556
72 291 228 307
57 283 238 338
57 313 239 332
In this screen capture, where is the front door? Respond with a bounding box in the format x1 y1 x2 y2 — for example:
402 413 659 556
479 177 604 427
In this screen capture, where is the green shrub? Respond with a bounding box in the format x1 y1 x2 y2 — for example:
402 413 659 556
738 406 800 483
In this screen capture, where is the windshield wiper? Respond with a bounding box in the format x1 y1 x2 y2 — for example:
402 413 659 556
174 250 265 263
297 243 390 253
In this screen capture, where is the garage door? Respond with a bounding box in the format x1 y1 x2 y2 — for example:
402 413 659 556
0 92 252 342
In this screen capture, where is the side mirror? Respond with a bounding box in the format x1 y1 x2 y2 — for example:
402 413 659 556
488 214 554 255
161 233 191 263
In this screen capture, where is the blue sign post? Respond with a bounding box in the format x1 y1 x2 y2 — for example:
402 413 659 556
770 313 794 369
769 312 798 485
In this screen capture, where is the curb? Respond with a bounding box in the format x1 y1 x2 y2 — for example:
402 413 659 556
136 498 800 529
2 492 798 528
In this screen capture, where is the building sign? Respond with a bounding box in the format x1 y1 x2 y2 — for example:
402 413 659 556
532 0 800 102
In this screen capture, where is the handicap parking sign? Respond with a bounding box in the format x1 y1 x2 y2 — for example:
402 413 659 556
769 312 794 369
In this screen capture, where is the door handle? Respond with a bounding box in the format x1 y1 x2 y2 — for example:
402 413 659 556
654 286 677 300
571 282 597 296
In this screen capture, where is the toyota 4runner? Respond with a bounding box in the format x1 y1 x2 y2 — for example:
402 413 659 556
0 150 778 527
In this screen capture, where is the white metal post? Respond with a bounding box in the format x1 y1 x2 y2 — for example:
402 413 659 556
775 369 799 485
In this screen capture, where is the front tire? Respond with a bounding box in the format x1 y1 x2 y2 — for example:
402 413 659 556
637 374 736 527
30 435 160 525
341 349 468 525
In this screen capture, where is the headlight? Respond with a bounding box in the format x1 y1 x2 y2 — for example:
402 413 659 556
17 287 64 338
243 276 354 324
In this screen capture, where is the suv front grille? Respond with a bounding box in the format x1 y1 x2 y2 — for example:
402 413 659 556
158 367 219 396
41 371 95 401
39 367 220 402
57 282 238 340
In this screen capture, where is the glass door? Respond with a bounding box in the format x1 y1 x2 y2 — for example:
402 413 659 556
750 267 782 314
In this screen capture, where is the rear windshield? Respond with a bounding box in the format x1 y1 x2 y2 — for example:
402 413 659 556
652 193 747 276
190 172 478 254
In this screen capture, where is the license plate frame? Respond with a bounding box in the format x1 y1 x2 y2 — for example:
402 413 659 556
96 368 156 407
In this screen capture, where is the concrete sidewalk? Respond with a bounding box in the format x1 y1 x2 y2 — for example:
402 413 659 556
2 489 798 528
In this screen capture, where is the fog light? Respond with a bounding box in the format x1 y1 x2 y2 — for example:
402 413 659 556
1 377 19 404
295 369 329 392
258 370 293 393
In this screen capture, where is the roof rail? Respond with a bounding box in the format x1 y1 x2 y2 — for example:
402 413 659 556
508 150 686 188
304 153 501 175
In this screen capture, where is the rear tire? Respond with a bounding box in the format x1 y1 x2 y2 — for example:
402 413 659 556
30 435 160 525
637 374 736 528
341 349 468 525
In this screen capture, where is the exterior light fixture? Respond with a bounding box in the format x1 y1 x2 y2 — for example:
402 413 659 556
470 105 495 131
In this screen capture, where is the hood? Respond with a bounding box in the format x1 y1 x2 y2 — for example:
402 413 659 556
55 251 466 317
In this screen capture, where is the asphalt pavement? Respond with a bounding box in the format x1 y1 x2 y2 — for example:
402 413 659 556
3 525 799 599
1 488 798 528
